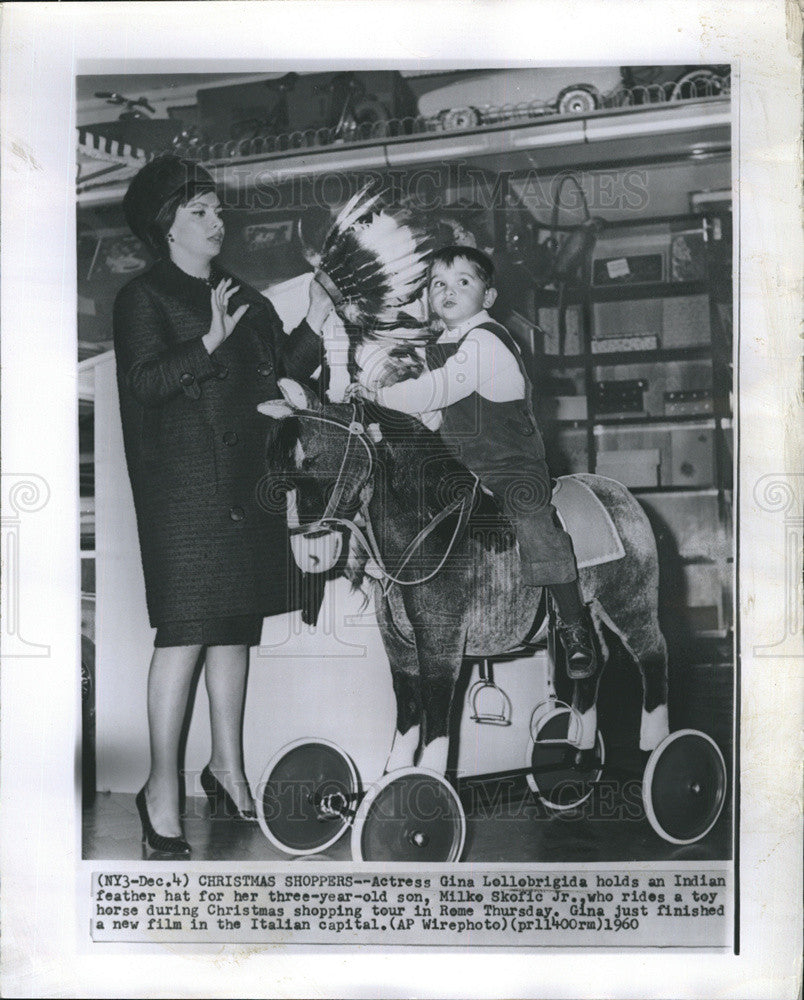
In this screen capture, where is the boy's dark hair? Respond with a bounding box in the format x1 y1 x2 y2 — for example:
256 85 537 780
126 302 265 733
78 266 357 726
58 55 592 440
429 245 495 289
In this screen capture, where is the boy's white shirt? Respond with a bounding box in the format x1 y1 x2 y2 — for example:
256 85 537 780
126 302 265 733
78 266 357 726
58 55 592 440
375 311 526 426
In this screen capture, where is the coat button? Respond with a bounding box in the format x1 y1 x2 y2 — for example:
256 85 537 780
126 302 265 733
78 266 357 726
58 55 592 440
180 372 201 399
215 364 229 380
257 362 274 377
223 430 239 446
229 506 246 522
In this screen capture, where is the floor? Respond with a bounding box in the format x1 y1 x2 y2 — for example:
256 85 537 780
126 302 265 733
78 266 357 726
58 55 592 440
84 769 731 864
83 659 734 864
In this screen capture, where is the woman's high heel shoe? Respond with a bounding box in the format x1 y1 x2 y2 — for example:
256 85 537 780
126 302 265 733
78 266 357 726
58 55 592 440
201 765 257 821
135 787 191 856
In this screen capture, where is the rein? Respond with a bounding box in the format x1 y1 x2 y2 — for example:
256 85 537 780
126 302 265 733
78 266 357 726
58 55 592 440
290 405 478 592
323 482 477 595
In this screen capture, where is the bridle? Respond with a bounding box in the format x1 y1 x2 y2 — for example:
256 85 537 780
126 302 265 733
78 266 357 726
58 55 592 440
307 404 376 524
288 402 479 594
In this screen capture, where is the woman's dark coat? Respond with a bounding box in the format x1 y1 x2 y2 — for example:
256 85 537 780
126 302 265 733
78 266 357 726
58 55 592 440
113 258 323 627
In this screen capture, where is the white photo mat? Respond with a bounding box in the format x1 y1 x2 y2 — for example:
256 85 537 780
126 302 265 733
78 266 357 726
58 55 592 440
1 1 802 997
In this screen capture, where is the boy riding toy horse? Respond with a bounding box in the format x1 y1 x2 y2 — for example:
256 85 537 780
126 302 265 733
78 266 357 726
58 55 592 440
352 244 598 681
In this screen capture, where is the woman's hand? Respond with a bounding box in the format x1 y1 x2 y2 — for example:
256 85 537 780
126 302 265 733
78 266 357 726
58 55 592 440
202 279 249 353
305 274 335 335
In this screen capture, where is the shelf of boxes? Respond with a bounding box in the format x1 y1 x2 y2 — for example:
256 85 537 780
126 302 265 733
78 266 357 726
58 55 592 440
531 209 732 637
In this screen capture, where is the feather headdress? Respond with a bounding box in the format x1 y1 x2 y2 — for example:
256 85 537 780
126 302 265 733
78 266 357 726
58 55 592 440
306 185 431 338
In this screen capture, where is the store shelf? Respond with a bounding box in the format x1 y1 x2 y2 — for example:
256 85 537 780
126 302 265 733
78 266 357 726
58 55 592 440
541 346 713 368
629 485 722 496
592 280 710 302
595 413 715 426
590 210 729 230
552 413 716 427
537 279 709 308
531 197 732 640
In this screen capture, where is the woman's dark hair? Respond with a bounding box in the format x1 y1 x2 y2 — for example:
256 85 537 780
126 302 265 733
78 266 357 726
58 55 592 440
144 181 216 257
428 244 495 289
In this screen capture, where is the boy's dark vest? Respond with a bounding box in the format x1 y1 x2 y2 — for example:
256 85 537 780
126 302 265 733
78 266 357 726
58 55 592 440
425 320 549 501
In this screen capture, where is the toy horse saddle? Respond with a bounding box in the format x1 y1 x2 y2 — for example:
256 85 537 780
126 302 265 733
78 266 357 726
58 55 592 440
551 475 625 569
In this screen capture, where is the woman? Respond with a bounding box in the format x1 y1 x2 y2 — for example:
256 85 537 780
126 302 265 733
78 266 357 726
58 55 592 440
114 155 332 855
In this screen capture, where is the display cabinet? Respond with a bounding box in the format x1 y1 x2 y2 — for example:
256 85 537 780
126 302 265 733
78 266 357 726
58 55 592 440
528 210 733 638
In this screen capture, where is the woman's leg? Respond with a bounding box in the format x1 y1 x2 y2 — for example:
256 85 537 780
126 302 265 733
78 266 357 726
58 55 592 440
144 644 202 837
204 644 255 813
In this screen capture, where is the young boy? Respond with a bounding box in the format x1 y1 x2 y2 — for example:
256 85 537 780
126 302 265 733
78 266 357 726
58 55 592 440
371 245 596 679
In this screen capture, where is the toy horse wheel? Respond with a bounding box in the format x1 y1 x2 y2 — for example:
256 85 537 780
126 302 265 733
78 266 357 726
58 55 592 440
256 738 359 856
351 769 466 862
642 729 727 844
525 706 605 811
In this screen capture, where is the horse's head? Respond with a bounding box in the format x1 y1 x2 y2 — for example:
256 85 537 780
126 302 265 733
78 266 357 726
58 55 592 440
259 379 380 573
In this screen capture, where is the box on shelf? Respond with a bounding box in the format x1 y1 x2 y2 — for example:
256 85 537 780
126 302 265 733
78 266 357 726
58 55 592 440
593 379 647 417
592 226 670 285
594 298 663 340
592 360 712 417
593 254 664 286
594 421 716 488
591 334 658 354
664 388 713 415
553 396 588 421
592 294 711 349
661 294 712 347
537 305 583 355
596 449 661 487
669 425 717 486
536 370 586 423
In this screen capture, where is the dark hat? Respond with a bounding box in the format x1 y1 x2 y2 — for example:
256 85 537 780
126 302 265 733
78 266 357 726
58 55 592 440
123 155 216 242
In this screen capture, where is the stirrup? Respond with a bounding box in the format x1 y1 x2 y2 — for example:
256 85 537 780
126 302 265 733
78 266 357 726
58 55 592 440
467 660 512 726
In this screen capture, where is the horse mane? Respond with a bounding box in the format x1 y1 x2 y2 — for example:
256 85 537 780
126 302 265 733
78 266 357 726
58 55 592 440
358 400 506 534
263 412 300 473
262 396 510 553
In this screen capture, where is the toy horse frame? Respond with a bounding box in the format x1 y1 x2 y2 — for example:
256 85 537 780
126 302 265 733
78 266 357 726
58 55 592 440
261 378 671 775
